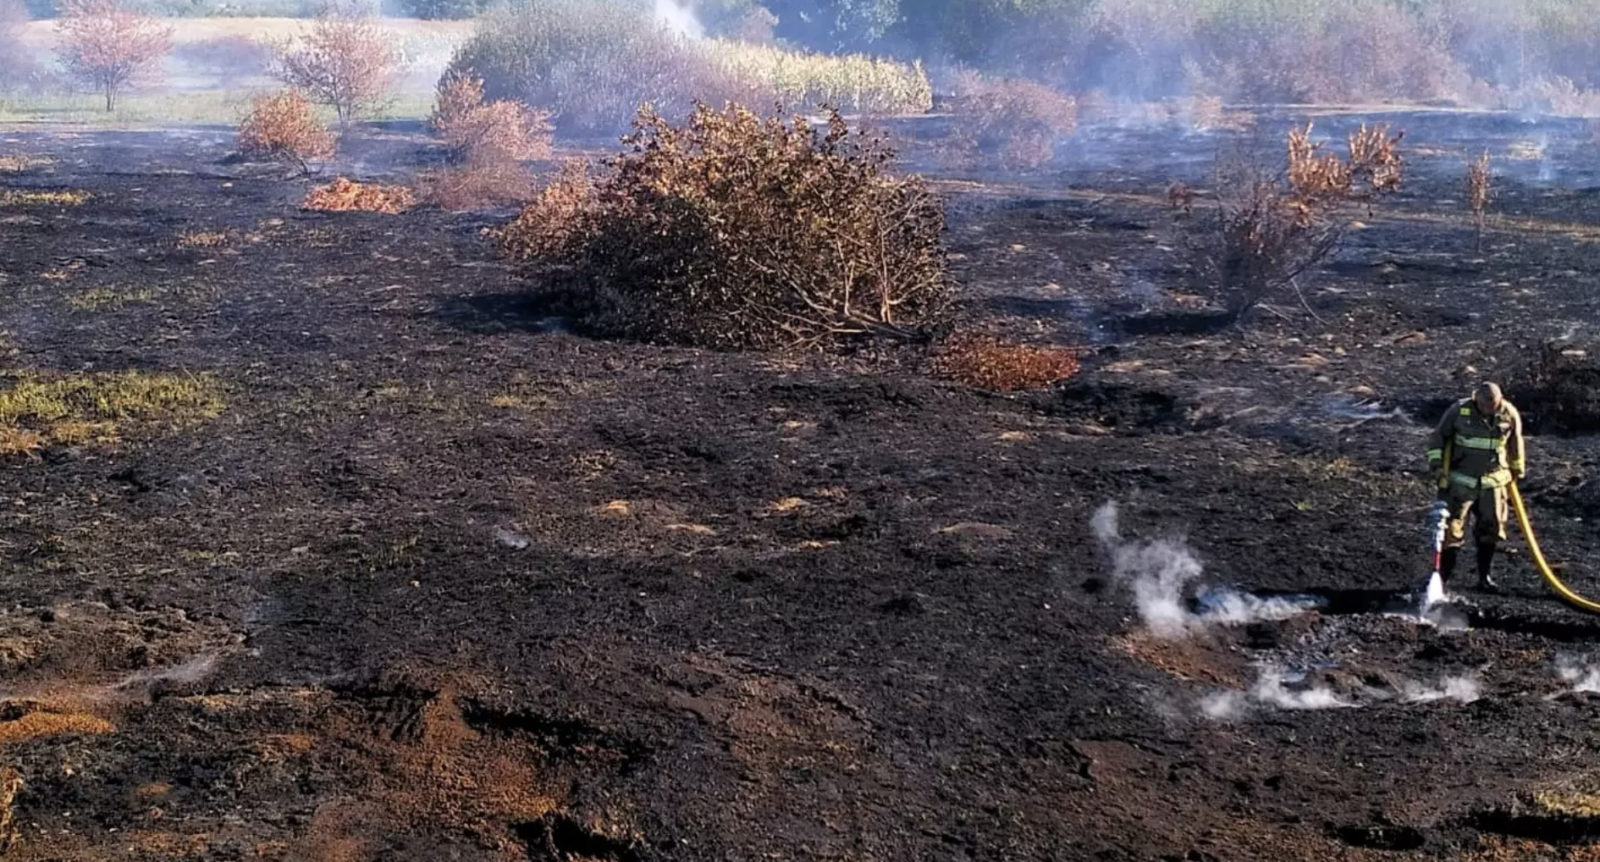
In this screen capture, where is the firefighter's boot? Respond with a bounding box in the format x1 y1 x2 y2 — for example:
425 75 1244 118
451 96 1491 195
1476 543 1499 592
1439 547 1460 583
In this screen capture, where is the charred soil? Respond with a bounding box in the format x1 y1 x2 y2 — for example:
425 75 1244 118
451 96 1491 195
2 114 1600 859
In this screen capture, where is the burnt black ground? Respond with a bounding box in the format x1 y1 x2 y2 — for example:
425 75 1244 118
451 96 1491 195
1 112 1600 860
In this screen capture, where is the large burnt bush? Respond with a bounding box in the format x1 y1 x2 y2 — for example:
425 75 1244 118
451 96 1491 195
499 104 950 351
1513 342 1600 435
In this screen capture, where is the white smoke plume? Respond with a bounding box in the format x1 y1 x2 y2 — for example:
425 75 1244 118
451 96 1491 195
654 0 704 39
1199 690 1247 721
1557 656 1600 694
1092 502 1319 637
1252 668 1351 710
1197 667 1350 721
1398 674 1482 704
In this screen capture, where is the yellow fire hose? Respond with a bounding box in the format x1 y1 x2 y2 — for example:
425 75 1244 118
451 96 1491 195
1510 481 1600 615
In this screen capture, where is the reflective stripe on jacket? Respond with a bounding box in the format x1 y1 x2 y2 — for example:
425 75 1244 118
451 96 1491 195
1425 397 1524 480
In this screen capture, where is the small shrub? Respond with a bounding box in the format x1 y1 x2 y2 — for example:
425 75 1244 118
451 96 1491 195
1467 150 1491 253
934 335 1081 392
430 72 553 164
303 177 415 213
1183 124 1403 323
418 160 535 210
272 11 399 125
236 90 337 169
945 71 1076 170
53 0 173 111
499 105 950 351
422 72 552 210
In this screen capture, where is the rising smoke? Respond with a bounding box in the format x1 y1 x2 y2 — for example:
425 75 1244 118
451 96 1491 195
654 0 703 39
1200 669 1480 721
1091 501 1319 638
1556 655 1600 694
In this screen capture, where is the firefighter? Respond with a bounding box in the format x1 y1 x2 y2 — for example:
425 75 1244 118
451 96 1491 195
1426 382 1525 591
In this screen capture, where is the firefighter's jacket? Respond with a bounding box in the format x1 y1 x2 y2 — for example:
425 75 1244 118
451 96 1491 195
1426 398 1525 490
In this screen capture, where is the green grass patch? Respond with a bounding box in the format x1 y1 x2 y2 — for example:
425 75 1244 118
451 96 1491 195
0 90 436 127
0 370 226 455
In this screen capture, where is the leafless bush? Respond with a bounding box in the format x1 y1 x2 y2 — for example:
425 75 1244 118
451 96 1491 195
272 11 399 126
499 105 950 351
53 0 173 111
944 70 1077 170
1467 151 1491 254
1183 125 1403 323
236 90 336 171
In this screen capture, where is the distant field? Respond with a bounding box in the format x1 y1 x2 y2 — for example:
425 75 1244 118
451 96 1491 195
15 16 475 48
3 17 473 125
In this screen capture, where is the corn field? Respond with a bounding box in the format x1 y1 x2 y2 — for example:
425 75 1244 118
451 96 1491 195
702 40 932 115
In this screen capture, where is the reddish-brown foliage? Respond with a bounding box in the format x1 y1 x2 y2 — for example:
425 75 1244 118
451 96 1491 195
303 177 416 214
430 72 553 165
272 12 398 125
418 161 537 211
496 158 592 257
53 0 173 112
236 90 336 169
420 73 553 210
934 335 1082 392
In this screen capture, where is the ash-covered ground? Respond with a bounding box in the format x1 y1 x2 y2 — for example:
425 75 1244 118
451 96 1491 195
3 110 1600 860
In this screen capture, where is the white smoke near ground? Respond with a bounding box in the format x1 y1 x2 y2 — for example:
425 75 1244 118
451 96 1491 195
1200 669 1480 720
1252 668 1351 710
1199 690 1247 721
654 0 704 39
1192 586 1319 625
1196 667 1350 721
1398 674 1482 704
1556 656 1600 694
1091 502 1320 637
110 651 219 696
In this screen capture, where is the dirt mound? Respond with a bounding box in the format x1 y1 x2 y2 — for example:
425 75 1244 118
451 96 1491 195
1513 342 1600 435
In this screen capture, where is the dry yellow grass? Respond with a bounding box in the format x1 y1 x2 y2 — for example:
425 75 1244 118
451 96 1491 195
0 710 115 745
67 286 160 310
0 370 225 455
176 230 229 248
0 155 54 173
0 189 90 207
1535 789 1600 818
